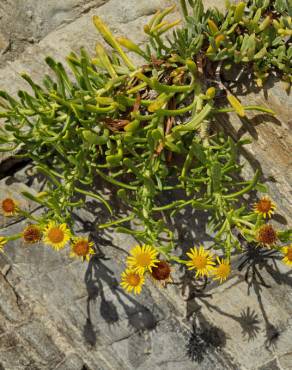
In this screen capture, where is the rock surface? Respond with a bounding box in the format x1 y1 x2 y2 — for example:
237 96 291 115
0 1 291 369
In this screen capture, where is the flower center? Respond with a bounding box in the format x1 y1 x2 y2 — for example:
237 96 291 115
151 261 171 280
217 264 230 277
257 225 277 244
48 227 65 244
257 199 272 212
2 198 16 213
192 256 207 269
73 241 89 256
286 248 292 262
136 252 151 267
23 225 42 243
127 273 141 287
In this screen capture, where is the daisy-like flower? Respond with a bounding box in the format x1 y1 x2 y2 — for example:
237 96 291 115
254 196 276 219
127 245 159 275
0 236 7 251
186 246 215 278
150 260 172 286
256 224 277 247
120 269 145 295
22 224 42 244
1 197 18 217
281 245 292 267
70 237 95 261
212 257 231 283
43 221 71 250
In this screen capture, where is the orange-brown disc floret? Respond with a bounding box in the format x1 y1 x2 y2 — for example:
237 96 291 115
256 224 277 246
1 198 17 216
151 261 171 281
73 240 90 256
23 224 42 244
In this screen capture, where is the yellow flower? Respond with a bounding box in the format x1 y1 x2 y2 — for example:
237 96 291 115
212 257 231 283
0 236 7 251
127 245 159 275
22 224 42 244
281 245 292 267
255 224 277 247
70 237 95 261
43 221 71 250
1 197 18 217
186 246 215 277
254 196 276 219
120 269 145 295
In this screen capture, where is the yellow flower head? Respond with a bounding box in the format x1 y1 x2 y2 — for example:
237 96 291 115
127 245 159 275
1 197 18 217
120 269 145 295
22 224 42 244
0 236 7 251
212 257 231 283
255 224 277 247
281 245 292 267
186 246 215 277
70 237 95 261
254 196 276 219
43 221 71 250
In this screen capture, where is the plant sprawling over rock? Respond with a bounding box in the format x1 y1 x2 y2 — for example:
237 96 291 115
0 0 291 293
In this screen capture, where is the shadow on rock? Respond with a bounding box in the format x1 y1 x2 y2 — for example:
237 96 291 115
83 255 157 346
186 313 227 363
237 245 286 349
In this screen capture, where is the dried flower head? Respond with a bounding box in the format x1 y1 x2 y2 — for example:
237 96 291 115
120 269 145 295
212 257 231 283
150 260 172 285
186 246 215 278
1 197 18 217
127 245 159 275
254 196 276 219
281 245 292 267
22 224 42 244
256 224 277 246
70 237 95 261
44 221 71 250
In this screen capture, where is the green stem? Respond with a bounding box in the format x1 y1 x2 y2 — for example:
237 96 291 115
222 170 259 199
95 168 137 190
180 0 188 19
6 233 22 241
215 105 275 115
75 187 112 214
233 218 254 229
98 215 134 229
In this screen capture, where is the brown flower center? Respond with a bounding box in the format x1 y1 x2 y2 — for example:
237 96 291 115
151 261 171 281
73 240 89 256
257 198 272 213
23 225 42 243
127 273 141 287
257 224 277 245
47 227 64 244
2 198 16 213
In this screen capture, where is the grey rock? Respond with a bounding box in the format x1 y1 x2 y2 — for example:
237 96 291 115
0 0 107 67
55 353 88 370
257 358 282 370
